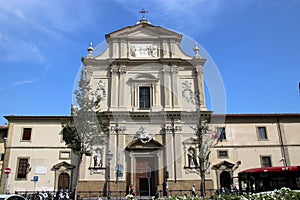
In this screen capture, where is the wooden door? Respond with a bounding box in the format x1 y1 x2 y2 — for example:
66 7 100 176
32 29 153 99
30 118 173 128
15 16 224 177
58 173 70 191
136 157 156 196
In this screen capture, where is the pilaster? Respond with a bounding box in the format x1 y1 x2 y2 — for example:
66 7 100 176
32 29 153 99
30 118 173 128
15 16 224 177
118 65 127 110
170 65 180 109
162 65 172 109
194 66 207 110
110 67 119 110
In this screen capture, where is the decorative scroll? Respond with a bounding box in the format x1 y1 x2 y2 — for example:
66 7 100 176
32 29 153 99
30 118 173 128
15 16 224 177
182 80 194 103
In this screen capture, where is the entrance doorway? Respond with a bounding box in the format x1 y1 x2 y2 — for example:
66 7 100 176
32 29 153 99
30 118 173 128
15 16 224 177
220 171 231 190
58 173 70 191
135 157 157 196
139 178 151 195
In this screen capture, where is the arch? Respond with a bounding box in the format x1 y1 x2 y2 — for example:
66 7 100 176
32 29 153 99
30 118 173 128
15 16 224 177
58 173 70 191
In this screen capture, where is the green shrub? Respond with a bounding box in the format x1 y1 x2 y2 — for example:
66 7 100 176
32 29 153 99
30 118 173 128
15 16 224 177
163 188 300 200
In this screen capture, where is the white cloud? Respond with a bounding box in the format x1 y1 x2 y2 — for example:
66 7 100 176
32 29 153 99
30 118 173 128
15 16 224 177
14 79 35 86
14 9 26 20
114 0 222 33
0 1 98 63
4 41 45 63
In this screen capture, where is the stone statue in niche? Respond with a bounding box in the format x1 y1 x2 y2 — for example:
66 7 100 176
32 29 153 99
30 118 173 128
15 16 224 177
92 147 103 168
188 147 198 168
95 80 106 111
93 155 102 168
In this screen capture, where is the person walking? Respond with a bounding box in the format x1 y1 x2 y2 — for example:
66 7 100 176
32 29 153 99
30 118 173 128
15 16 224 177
129 185 135 196
191 184 196 197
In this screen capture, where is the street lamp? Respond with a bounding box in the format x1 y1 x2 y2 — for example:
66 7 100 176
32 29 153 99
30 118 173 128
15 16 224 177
110 124 125 200
106 150 113 200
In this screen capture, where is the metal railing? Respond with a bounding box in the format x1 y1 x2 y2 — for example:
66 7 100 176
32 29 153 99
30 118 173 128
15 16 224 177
77 189 217 199
13 189 218 200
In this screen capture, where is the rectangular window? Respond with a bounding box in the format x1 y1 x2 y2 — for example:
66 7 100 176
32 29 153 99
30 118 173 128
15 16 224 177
217 127 226 141
17 158 29 179
257 127 268 140
59 151 71 160
22 128 32 141
139 87 150 109
0 153 4 161
218 150 228 158
261 156 272 167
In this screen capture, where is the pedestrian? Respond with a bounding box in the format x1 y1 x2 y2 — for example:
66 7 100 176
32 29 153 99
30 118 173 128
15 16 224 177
191 184 196 197
129 185 134 196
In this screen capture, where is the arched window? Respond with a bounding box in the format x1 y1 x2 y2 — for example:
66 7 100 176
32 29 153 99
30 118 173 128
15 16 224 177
115 164 124 177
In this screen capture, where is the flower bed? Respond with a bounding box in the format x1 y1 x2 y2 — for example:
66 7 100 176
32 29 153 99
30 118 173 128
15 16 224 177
162 188 300 200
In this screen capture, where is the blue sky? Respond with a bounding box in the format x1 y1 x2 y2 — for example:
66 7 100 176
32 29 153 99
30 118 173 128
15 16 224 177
0 0 300 125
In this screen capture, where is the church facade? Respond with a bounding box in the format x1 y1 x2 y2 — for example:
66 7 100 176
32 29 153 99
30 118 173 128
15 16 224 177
77 17 211 195
2 18 300 196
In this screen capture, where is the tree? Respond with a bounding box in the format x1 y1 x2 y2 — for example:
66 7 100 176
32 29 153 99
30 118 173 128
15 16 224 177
193 91 219 199
62 67 108 198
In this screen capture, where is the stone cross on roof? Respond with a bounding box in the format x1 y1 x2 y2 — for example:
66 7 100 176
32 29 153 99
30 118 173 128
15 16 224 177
139 8 148 20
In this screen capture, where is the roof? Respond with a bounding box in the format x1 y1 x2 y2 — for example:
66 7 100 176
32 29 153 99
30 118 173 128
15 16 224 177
214 113 300 117
3 113 300 122
238 166 300 174
211 113 300 124
4 115 71 120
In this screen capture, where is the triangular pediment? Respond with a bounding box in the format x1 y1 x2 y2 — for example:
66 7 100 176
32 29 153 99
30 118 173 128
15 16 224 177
183 137 198 144
92 22 194 60
105 23 182 41
127 29 157 38
212 160 235 170
53 161 75 170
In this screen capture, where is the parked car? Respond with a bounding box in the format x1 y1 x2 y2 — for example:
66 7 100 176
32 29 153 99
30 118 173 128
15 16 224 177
0 194 26 200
